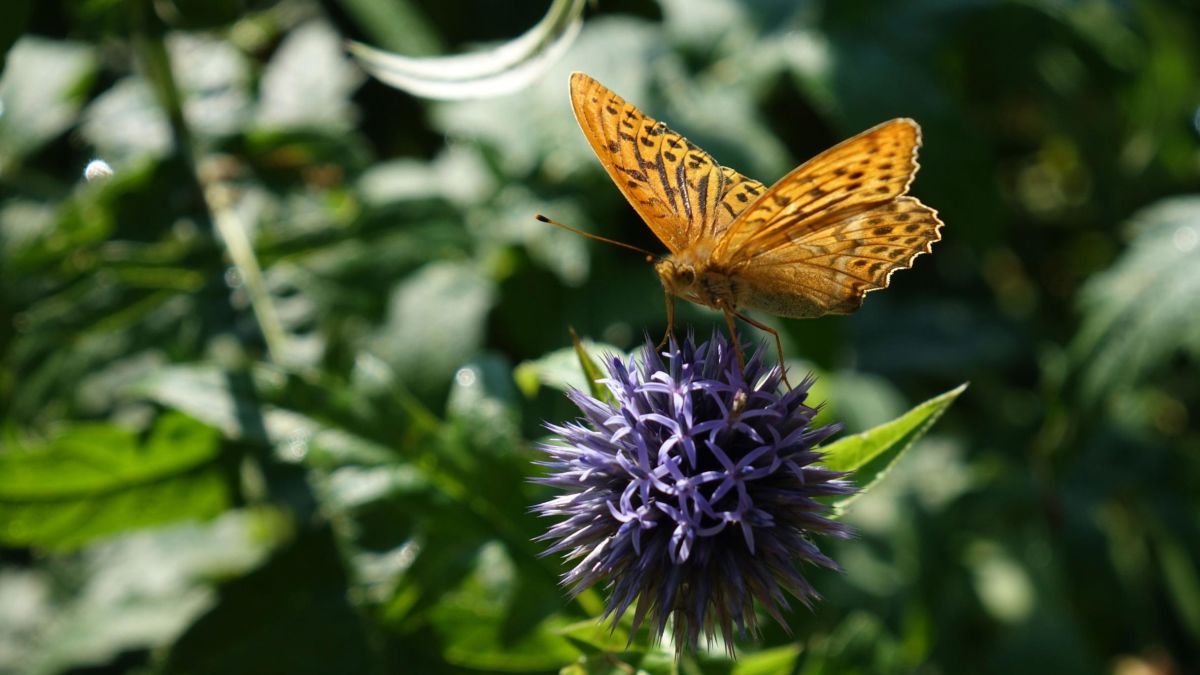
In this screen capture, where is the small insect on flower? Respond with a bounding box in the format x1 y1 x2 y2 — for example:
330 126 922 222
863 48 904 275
533 333 856 653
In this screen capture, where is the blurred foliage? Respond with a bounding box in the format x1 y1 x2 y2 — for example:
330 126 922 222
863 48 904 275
1 0 1199 673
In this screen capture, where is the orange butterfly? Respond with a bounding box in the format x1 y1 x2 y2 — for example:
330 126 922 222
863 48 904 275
555 72 943 376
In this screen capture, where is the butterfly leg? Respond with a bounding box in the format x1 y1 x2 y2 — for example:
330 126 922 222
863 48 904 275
732 310 793 390
720 307 747 371
657 288 676 349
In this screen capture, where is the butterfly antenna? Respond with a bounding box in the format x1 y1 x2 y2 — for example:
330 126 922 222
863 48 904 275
535 214 655 262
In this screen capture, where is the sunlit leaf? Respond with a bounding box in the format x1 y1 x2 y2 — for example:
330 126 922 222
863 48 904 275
555 609 657 658
12 509 286 675
431 17 662 175
732 644 804 675
513 338 623 399
373 260 497 397
0 36 96 173
571 328 616 404
446 352 521 451
133 365 396 467
0 413 227 550
257 20 364 130
821 383 967 512
1072 196 1200 404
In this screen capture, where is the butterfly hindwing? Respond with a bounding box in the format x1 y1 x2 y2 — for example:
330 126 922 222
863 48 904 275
733 196 943 317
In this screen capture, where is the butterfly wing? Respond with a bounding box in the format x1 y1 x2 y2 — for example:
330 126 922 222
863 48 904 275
713 166 768 234
569 73 763 253
715 118 923 260
714 118 941 316
732 196 943 317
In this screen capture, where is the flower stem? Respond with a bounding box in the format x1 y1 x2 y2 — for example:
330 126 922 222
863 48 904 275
130 0 290 366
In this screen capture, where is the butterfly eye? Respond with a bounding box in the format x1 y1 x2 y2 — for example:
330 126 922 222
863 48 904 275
678 268 696 285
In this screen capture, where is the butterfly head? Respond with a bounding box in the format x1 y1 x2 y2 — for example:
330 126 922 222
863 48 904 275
655 255 738 311
655 258 696 296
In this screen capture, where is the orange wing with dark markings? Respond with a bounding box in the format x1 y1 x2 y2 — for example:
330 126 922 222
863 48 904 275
714 119 922 262
568 74 943 323
568 73 764 252
733 197 943 317
709 118 941 318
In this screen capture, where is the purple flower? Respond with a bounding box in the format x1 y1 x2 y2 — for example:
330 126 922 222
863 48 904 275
534 332 855 652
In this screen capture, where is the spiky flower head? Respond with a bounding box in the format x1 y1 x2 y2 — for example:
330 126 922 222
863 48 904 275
534 332 855 652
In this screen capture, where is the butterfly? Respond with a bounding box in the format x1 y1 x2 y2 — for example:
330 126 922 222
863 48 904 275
558 72 943 378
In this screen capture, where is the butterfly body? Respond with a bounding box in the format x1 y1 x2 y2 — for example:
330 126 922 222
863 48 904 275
567 72 942 360
655 253 740 314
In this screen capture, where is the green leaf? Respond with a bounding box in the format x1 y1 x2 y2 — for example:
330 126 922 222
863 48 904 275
1150 521 1200 642
571 328 617 405
0 0 31 72
431 17 663 176
821 383 967 512
514 338 623 400
10 509 286 675
1071 196 1200 404
732 644 804 675
133 365 396 467
446 352 522 452
0 412 228 551
557 618 634 655
159 525 377 675
427 542 579 671
336 0 443 55
555 609 657 658
0 36 97 173
374 260 498 398
255 19 364 131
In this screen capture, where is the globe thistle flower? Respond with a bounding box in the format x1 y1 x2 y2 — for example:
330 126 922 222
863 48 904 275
534 332 855 652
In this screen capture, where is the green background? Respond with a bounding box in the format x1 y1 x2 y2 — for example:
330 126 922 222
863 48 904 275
1 0 1198 672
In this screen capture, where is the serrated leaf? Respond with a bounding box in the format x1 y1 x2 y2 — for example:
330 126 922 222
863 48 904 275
821 383 967 512
0 413 227 551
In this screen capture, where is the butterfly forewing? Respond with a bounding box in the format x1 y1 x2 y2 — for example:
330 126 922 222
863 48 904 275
715 119 922 261
734 196 943 317
569 73 763 251
713 167 768 234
